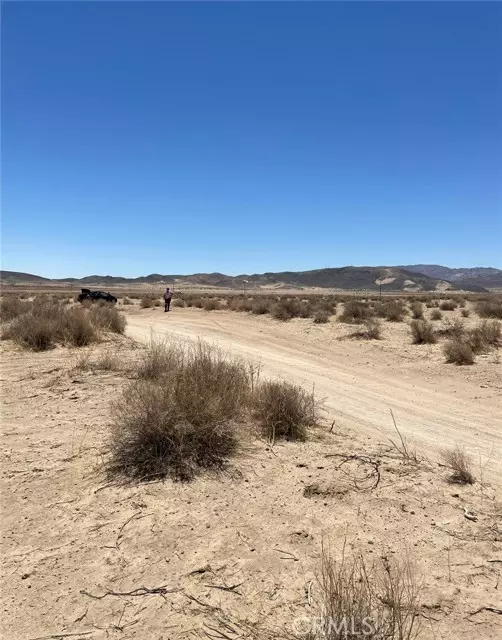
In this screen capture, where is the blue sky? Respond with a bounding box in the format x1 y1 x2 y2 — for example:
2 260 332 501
2 1 501 278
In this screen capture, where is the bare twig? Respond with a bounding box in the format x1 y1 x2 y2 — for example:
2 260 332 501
28 633 94 640
468 607 502 617
325 453 380 490
207 582 243 595
80 585 178 599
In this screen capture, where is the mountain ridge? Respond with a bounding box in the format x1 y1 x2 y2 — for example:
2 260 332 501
2 265 498 292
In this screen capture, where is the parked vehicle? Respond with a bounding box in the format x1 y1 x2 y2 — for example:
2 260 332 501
77 288 117 303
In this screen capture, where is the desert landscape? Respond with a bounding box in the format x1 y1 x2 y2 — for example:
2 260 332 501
1 283 501 640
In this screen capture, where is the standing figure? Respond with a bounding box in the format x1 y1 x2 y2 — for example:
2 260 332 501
164 287 173 312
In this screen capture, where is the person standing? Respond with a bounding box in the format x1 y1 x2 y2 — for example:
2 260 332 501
163 287 173 312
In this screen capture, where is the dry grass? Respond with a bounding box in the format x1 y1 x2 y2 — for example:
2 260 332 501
313 544 422 640
202 298 222 311
89 304 126 334
253 380 321 443
440 446 475 484
108 341 251 481
443 338 475 365
410 320 436 345
74 349 123 372
0 296 32 321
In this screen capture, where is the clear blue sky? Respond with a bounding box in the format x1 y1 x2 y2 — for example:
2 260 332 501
2 1 501 278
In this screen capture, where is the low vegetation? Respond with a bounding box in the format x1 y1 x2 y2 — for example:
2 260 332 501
410 319 436 344
443 338 475 365
253 379 319 443
475 298 502 319
440 446 475 484
1 299 126 351
315 547 422 640
107 340 322 481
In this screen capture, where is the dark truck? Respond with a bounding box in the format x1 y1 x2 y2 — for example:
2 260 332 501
77 288 117 304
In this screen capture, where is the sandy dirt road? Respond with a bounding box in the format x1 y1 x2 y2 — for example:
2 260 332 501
126 309 501 485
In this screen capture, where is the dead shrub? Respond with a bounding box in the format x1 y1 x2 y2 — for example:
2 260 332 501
107 341 249 481
314 546 422 640
339 301 373 324
122 297 133 305
439 300 457 311
440 446 475 484
430 309 442 321
410 319 436 344
461 308 470 318
253 380 320 442
173 298 186 308
443 338 475 365
410 302 424 319
475 298 502 319
140 297 154 309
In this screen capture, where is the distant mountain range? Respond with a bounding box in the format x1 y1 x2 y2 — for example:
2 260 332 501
2 265 501 292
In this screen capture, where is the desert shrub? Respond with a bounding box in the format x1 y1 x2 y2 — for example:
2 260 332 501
461 308 470 318
315 548 421 640
468 320 501 353
443 338 475 365
251 299 271 315
476 298 502 319
140 297 153 309
271 298 302 321
74 349 122 372
62 307 97 346
3 312 57 350
107 342 249 481
89 305 126 334
173 298 186 308
202 298 221 311
440 446 475 484
313 309 330 324
192 297 204 308
384 300 406 322
439 300 457 311
153 299 162 307
410 319 436 344
253 380 320 442
430 309 443 321
339 301 373 324
122 297 133 305
410 301 424 319
350 319 382 340
437 318 465 340
0 296 32 320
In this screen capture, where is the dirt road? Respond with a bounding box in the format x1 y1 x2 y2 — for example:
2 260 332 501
126 309 501 484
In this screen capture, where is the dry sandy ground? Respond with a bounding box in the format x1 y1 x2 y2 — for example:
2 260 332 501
1 308 501 640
